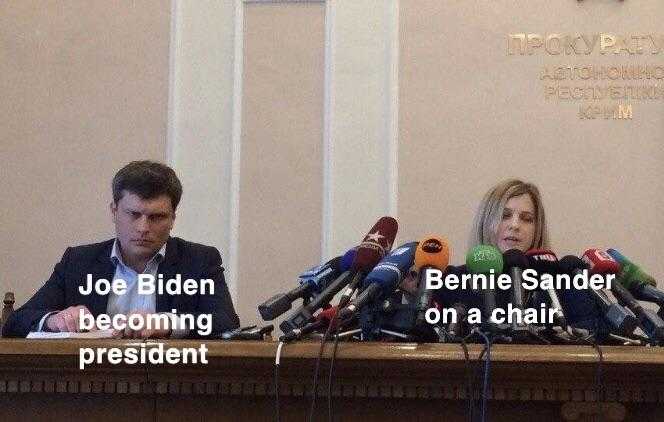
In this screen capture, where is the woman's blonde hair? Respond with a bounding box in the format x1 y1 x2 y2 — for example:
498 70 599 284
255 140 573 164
468 179 549 251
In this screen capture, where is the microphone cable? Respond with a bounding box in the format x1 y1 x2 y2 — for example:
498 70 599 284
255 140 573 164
475 329 492 422
459 336 474 422
325 279 366 422
325 307 358 422
326 300 358 422
309 288 357 422
581 320 606 403
307 315 336 422
591 341 605 403
327 315 344 422
274 341 285 422
582 322 605 415
572 323 605 403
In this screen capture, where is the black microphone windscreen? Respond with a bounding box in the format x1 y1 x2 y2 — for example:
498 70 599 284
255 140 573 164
527 255 560 275
502 249 529 271
558 255 588 275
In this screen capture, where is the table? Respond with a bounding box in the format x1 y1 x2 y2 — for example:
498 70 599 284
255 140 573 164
1 339 663 421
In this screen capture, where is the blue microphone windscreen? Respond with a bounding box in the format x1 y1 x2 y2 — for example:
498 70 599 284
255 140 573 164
341 248 357 272
606 248 628 266
362 242 417 289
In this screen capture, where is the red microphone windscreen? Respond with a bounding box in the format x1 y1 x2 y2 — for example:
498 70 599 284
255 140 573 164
351 216 398 272
316 306 338 322
582 249 621 275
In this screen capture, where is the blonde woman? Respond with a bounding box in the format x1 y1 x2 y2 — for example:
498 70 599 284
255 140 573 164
402 179 550 306
469 179 550 253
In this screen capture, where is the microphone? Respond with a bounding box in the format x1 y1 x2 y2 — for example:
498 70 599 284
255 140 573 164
502 249 528 309
582 249 632 309
525 249 567 328
338 242 418 321
606 249 657 286
620 265 664 309
581 249 620 275
430 264 484 312
337 216 399 308
258 255 345 321
559 255 636 336
279 306 342 342
607 249 664 308
280 216 397 334
466 245 503 326
525 249 559 274
502 249 529 330
583 249 664 343
445 302 468 340
340 246 357 272
278 249 356 333
413 236 451 326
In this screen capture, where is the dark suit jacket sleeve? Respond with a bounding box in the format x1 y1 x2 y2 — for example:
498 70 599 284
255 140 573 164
193 247 240 337
2 248 71 338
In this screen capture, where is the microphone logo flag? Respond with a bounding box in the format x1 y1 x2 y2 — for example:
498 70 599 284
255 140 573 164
366 231 385 242
472 247 500 262
390 245 412 256
360 230 392 258
372 262 403 279
422 238 443 253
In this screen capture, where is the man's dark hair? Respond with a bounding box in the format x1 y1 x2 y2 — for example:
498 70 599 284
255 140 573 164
112 161 183 211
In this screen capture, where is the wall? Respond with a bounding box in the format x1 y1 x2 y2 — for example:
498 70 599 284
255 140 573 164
0 1 170 305
397 0 664 279
3 1 662 327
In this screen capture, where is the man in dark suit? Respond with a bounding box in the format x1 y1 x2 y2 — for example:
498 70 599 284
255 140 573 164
2 161 240 338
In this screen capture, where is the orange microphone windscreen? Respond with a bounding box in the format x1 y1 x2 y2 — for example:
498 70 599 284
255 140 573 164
414 235 450 270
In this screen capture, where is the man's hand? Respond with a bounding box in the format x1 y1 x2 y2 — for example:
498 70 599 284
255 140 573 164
118 310 171 339
45 305 95 332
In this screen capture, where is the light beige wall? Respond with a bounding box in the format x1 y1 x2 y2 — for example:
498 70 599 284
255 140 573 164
5 0 663 324
167 0 236 284
237 2 325 325
323 0 400 256
0 1 171 304
167 1 398 326
398 1 664 280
